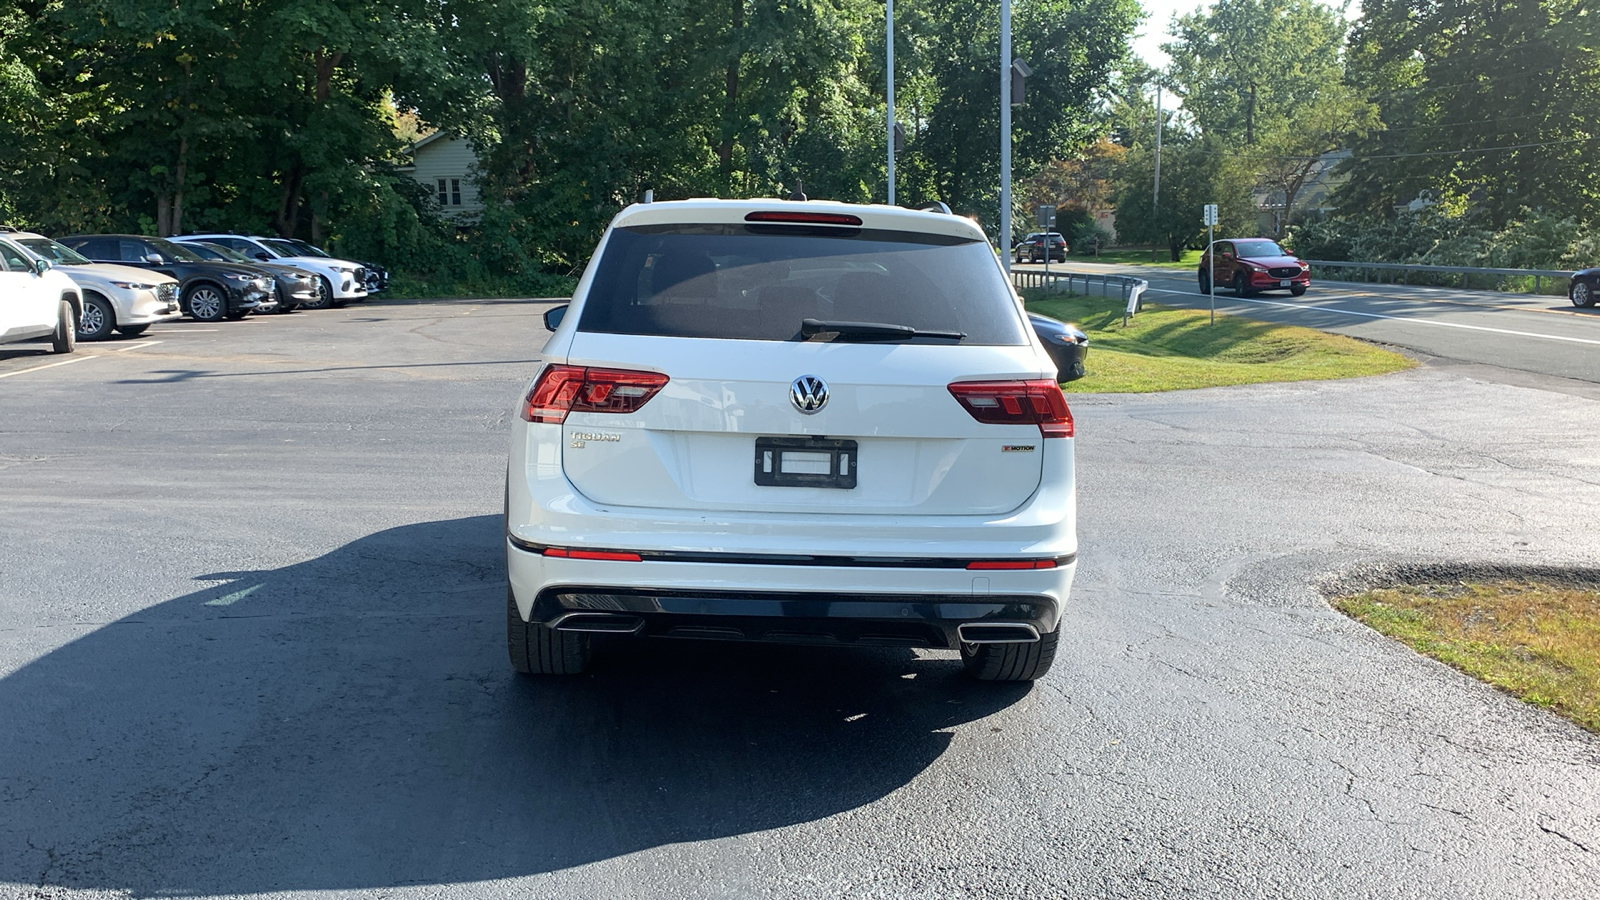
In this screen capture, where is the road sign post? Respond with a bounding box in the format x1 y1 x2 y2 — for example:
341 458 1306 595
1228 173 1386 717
1037 204 1055 274
1203 204 1218 325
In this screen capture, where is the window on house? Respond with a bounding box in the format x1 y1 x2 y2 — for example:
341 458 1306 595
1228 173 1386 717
436 178 463 207
436 178 449 206
451 179 462 206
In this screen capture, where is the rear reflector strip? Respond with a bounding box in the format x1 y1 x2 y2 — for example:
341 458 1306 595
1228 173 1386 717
510 535 1072 570
542 548 643 562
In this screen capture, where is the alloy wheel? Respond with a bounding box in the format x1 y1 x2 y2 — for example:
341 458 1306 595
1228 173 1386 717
1575 282 1593 308
188 287 224 320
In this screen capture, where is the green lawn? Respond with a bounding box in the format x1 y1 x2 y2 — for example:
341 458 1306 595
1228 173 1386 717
1335 580 1600 734
1065 248 1204 269
1025 290 1414 393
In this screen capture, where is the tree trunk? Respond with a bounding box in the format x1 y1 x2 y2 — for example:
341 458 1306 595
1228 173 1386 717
276 165 305 237
171 137 188 236
718 0 743 184
156 192 172 237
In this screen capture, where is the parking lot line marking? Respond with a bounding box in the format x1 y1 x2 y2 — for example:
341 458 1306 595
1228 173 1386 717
112 340 163 352
205 583 263 607
1145 289 1600 347
0 355 96 380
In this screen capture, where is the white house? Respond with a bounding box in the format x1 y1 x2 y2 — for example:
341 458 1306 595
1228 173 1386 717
402 132 483 219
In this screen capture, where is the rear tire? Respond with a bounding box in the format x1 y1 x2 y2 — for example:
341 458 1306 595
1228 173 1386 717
507 588 591 675
51 300 77 354
960 630 1058 682
1574 281 1595 308
77 294 116 341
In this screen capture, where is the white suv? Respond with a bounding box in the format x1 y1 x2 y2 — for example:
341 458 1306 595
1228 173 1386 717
506 199 1077 682
0 235 80 353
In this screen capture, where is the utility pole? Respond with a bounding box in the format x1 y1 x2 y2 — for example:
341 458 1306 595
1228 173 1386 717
886 0 895 205
1246 82 1256 145
1000 0 1012 275
1152 84 1161 263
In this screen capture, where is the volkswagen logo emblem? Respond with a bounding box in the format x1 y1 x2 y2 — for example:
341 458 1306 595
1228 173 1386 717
790 375 829 414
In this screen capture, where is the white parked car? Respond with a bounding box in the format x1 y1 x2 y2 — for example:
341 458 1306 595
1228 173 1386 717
8 232 182 339
505 199 1077 681
174 234 367 308
0 234 80 353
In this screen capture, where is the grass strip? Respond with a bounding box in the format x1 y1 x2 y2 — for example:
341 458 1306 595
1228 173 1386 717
1025 290 1414 393
1060 249 1204 269
1333 581 1600 734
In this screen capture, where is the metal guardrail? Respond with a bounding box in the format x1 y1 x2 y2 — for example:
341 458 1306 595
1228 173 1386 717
1303 259 1574 293
1013 268 1149 325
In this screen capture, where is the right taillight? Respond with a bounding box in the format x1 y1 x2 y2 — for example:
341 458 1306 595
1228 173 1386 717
521 364 668 424
948 379 1074 438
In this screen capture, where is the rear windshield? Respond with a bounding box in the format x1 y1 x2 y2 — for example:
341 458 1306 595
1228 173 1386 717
577 224 1029 344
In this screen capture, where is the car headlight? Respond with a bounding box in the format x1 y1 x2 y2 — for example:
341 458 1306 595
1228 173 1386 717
109 280 156 290
225 273 253 282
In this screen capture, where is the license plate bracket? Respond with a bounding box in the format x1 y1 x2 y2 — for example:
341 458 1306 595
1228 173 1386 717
755 437 858 489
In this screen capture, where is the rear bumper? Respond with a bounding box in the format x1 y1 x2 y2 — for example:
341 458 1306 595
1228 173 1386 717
508 539 1072 647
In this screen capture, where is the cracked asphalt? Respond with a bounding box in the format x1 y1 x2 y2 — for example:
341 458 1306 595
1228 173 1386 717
1 298 1597 898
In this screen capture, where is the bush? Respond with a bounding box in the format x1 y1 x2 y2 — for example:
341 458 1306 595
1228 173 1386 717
1284 208 1596 270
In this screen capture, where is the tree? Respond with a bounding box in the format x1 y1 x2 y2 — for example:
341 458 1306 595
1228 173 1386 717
1111 136 1255 259
1340 0 1600 227
1162 0 1375 235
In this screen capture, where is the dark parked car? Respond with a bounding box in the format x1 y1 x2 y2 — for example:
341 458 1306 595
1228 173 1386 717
1014 232 1067 264
1570 268 1598 308
59 235 271 322
180 241 317 313
1198 238 1310 297
1029 313 1089 382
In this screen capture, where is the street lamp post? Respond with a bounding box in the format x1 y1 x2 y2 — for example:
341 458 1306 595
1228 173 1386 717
887 0 895 206
1000 0 1011 274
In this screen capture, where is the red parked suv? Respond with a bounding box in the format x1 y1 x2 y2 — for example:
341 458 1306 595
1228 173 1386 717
1198 238 1310 297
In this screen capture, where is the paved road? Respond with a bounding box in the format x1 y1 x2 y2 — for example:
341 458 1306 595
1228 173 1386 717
1018 260 1600 386
2 303 1598 898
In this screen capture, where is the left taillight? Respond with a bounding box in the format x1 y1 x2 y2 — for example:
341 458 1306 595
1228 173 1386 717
521 364 669 424
948 379 1074 438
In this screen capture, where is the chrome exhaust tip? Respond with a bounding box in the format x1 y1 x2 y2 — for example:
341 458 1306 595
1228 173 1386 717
957 623 1041 644
550 612 645 634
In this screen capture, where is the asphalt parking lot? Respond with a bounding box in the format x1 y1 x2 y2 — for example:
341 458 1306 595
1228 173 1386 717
2 300 1598 898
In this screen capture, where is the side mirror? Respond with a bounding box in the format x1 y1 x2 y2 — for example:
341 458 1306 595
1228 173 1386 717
543 304 568 332
33 258 52 275
144 254 164 264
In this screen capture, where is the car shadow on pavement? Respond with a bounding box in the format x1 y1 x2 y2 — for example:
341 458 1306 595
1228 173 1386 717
0 515 1029 894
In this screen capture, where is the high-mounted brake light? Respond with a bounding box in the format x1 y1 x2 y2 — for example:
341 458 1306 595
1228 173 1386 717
744 211 864 226
948 380 1074 438
521 365 668 423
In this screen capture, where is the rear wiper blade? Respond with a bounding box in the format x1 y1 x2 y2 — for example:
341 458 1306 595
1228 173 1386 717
800 318 965 342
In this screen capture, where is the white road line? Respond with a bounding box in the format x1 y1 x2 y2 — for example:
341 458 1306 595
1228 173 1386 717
0 355 96 379
1146 288 1600 347
112 340 163 352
